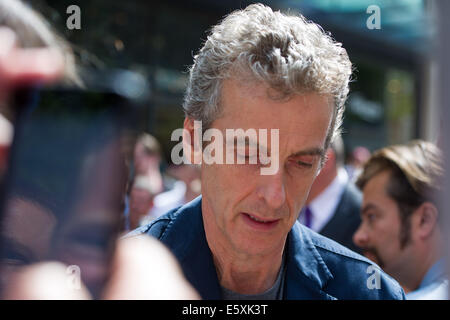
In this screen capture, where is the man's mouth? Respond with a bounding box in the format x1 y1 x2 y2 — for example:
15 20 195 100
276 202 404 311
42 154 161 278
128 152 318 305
362 249 383 268
241 212 280 231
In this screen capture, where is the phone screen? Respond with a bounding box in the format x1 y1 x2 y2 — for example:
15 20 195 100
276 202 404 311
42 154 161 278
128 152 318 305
0 85 141 298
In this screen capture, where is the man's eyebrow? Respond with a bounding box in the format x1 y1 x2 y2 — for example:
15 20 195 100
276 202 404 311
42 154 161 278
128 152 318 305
227 134 259 142
290 147 325 158
361 203 378 216
230 137 258 146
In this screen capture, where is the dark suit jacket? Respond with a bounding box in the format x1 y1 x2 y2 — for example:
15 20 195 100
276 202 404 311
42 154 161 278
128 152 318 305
319 182 362 253
128 196 405 300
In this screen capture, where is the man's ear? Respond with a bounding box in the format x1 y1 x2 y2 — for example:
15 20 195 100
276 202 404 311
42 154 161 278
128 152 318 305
183 118 202 165
412 202 439 240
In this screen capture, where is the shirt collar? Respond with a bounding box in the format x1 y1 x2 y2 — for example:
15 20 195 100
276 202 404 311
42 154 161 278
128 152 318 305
286 222 334 290
418 258 447 289
306 168 348 231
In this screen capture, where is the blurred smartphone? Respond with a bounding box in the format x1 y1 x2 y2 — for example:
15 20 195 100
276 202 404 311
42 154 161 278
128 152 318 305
0 69 149 298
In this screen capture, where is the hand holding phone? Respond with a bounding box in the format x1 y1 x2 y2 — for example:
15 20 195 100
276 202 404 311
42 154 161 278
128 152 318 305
0 69 148 298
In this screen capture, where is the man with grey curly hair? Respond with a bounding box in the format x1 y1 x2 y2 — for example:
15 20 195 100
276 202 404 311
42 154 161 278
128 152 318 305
135 3 404 299
183 3 351 148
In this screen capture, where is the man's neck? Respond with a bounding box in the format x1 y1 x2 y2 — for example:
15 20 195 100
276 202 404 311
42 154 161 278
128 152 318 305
201 200 285 295
398 269 427 294
396 240 442 293
211 243 284 295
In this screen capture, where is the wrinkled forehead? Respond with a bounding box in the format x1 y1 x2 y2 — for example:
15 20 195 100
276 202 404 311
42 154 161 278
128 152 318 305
215 78 333 148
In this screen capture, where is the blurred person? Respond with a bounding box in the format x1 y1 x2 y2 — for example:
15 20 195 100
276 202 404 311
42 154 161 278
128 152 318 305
0 0 200 300
131 4 404 299
353 140 448 299
166 164 201 203
298 136 362 252
345 146 371 182
128 175 158 229
148 164 201 218
123 134 163 230
132 132 164 195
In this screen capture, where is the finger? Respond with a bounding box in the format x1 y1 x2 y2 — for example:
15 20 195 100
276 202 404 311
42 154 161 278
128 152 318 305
0 27 17 57
0 47 64 86
103 236 201 300
3 262 91 300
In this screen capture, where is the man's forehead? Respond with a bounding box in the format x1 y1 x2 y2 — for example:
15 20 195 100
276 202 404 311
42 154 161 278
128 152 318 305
221 78 328 108
364 170 392 194
210 77 332 151
219 86 329 122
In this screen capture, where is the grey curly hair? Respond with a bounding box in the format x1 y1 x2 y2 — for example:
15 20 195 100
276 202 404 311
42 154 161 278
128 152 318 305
183 3 352 148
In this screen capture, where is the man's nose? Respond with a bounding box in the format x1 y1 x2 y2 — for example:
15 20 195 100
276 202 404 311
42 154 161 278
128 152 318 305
257 170 286 210
353 224 368 248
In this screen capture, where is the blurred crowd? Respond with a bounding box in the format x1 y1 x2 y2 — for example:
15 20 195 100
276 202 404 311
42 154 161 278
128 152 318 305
123 133 201 231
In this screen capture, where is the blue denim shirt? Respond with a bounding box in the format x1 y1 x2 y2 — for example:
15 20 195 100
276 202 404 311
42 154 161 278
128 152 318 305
129 196 405 300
